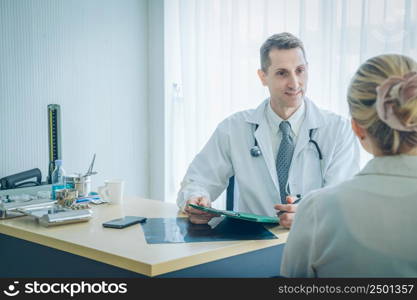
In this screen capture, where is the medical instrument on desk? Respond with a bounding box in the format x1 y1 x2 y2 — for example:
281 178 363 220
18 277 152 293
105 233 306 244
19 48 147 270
55 189 97 211
85 153 97 177
56 189 78 207
16 204 93 227
74 176 91 197
37 208 92 227
0 168 42 190
0 186 93 226
47 104 62 184
73 153 98 197
0 185 53 219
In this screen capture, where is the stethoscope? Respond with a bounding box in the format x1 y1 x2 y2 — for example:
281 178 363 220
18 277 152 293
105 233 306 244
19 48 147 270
250 124 324 185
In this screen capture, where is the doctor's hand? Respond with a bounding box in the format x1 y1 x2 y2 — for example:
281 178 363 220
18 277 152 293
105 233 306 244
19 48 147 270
274 196 298 229
184 197 218 224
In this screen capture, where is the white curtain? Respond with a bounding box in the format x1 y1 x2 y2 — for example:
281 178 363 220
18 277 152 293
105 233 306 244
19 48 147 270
165 0 417 205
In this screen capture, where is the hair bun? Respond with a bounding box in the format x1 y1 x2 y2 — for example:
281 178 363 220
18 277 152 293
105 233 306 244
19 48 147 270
376 71 417 132
402 72 417 102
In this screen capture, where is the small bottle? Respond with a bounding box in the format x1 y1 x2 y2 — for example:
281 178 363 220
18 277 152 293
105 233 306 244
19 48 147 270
51 160 66 200
64 175 76 190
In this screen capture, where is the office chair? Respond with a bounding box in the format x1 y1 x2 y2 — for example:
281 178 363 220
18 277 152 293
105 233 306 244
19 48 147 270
226 176 235 211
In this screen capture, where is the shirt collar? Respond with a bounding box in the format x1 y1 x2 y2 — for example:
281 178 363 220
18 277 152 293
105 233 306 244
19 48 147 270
358 154 417 178
266 99 305 136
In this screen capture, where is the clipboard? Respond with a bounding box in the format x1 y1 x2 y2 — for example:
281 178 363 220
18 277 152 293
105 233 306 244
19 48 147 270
188 204 279 224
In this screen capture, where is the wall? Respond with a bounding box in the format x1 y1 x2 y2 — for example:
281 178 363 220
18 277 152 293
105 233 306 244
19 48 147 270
0 0 149 196
148 0 165 201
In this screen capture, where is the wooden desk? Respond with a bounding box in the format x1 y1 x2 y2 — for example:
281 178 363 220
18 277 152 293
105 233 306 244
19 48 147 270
0 197 289 277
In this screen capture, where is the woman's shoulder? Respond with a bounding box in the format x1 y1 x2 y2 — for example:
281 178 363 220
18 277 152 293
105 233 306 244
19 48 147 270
301 178 361 208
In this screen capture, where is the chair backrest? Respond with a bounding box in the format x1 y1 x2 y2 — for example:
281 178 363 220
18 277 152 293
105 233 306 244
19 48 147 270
226 176 235 211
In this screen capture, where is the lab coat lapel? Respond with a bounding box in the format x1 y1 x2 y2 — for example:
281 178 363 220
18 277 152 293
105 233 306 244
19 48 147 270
246 99 280 192
254 120 279 192
293 98 325 160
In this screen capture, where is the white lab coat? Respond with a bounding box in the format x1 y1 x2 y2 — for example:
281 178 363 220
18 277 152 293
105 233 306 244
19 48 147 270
177 98 360 216
281 155 417 277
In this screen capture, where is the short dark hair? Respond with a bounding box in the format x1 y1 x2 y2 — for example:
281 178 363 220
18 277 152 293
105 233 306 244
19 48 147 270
260 32 307 72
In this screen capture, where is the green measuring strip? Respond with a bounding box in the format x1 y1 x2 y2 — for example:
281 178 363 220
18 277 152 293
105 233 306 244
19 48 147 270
47 104 62 183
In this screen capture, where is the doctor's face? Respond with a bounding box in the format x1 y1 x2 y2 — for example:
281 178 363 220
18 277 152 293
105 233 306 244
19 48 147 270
258 47 308 111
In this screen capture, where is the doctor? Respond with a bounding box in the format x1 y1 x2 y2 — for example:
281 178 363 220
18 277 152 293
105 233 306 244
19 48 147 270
177 32 360 228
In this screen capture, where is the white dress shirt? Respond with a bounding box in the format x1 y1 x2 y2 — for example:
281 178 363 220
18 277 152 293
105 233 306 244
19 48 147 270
281 154 417 277
266 99 305 162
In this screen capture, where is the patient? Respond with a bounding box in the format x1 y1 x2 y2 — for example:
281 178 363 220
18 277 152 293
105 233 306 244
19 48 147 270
280 54 417 277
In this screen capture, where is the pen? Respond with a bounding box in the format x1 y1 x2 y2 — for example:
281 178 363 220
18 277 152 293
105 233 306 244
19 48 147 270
277 194 302 217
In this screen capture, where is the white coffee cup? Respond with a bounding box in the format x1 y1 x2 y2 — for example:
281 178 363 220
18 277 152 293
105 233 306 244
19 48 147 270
98 179 125 204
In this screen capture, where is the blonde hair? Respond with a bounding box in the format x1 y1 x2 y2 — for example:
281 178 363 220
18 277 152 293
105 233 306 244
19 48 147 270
348 54 417 155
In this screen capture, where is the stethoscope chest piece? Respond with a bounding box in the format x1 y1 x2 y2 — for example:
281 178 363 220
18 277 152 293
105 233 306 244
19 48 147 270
250 124 262 157
250 146 261 157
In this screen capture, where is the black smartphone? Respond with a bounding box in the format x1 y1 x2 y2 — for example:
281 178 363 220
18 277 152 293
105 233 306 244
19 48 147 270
102 216 147 229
